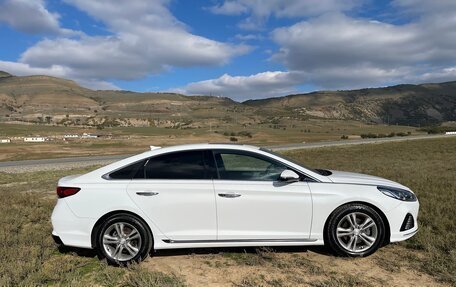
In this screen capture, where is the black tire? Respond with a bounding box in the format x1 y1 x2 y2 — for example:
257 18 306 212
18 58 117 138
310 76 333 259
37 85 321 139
325 203 386 257
96 213 152 266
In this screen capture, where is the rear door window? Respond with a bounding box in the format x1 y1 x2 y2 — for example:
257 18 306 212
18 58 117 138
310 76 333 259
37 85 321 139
143 150 210 179
108 160 146 180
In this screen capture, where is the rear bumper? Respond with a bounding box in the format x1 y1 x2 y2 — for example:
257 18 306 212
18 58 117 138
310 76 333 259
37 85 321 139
51 199 94 249
52 233 63 245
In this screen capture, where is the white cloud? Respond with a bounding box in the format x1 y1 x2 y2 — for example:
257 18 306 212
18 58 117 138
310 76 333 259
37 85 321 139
234 33 264 41
270 11 456 89
208 0 361 30
403 66 456 84
176 2 456 99
3 0 456 98
392 0 456 14
0 0 76 35
0 60 119 90
173 71 303 101
209 1 248 15
0 60 67 77
0 0 249 89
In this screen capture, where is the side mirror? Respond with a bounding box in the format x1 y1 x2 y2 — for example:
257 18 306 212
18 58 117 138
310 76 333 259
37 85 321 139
279 169 300 182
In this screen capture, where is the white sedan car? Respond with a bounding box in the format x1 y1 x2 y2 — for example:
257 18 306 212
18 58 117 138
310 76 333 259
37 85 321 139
51 144 419 265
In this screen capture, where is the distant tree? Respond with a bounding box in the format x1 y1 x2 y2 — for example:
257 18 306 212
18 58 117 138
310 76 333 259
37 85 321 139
229 137 238 142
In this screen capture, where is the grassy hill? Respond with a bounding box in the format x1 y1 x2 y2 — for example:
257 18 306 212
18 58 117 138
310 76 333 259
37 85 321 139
0 71 455 127
0 72 248 128
245 82 456 126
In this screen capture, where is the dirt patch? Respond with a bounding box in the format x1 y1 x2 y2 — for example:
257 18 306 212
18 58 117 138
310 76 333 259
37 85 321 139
143 245 447 287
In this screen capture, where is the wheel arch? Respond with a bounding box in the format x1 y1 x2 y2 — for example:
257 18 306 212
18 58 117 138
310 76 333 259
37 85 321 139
323 201 391 246
90 210 154 249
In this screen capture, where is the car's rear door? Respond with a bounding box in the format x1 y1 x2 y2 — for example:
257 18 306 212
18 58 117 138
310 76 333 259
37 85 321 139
126 150 217 241
212 149 313 240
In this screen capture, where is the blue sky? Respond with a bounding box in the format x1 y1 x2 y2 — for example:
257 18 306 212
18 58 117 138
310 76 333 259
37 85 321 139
1 0 456 101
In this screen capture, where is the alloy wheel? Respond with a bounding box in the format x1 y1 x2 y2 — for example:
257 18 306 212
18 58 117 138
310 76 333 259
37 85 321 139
336 212 378 253
102 222 142 261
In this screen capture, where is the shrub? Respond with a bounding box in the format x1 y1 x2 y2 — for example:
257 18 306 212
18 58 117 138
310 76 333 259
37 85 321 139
360 133 378 139
237 131 253 138
418 126 456 134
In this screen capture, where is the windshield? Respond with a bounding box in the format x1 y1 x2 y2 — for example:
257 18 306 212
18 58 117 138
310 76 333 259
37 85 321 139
260 147 325 175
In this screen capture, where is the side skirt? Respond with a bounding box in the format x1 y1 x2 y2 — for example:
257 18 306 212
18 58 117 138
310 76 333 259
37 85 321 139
162 238 318 244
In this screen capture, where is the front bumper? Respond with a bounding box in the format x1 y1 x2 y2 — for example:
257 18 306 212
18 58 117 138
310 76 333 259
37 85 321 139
387 199 419 242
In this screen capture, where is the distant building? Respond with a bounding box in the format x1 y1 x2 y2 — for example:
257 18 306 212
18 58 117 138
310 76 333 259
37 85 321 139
445 131 456 135
24 137 48 142
81 133 98 139
64 134 79 138
0 139 11 143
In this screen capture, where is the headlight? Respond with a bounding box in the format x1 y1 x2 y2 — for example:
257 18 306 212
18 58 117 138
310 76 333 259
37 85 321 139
377 186 417 202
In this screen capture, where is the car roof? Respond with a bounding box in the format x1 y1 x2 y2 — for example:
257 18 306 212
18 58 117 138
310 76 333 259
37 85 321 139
144 143 261 155
73 142 331 183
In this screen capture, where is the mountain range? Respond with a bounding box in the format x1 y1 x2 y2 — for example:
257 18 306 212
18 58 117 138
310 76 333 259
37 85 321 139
0 71 455 128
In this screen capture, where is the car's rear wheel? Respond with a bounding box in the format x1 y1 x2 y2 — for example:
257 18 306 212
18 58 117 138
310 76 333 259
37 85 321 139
326 203 385 257
96 213 152 265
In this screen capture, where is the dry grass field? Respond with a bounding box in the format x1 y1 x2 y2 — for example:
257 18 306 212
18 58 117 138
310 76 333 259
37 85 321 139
0 137 454 286
0 121 421 161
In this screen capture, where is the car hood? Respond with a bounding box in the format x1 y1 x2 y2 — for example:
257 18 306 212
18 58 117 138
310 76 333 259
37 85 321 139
326 170 409 190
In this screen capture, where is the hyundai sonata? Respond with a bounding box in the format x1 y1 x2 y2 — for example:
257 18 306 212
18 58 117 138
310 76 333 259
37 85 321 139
51 144 419 265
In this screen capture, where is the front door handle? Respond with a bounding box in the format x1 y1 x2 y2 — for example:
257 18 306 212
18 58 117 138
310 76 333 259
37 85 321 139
218 193 241 198
136 191 159 196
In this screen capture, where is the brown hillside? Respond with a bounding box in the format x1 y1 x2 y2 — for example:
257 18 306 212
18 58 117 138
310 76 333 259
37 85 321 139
0 71 455 127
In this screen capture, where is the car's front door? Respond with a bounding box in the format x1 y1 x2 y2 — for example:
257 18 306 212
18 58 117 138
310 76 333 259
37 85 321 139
126 150 217 241
212 150 313 240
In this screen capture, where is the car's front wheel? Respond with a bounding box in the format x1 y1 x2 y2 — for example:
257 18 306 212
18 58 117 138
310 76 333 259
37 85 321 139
326 203 386 257
96 213 152 265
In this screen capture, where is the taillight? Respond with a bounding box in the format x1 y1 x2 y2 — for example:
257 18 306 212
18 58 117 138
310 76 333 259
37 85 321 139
56 186 81 198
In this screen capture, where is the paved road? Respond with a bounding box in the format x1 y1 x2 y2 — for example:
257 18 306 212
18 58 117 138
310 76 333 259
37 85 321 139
0 154 128 168
267 133 452 151
0 134 452 173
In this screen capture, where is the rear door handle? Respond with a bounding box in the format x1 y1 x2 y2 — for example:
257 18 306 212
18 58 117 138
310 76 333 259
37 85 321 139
136 191 159 196
218 193 241 198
